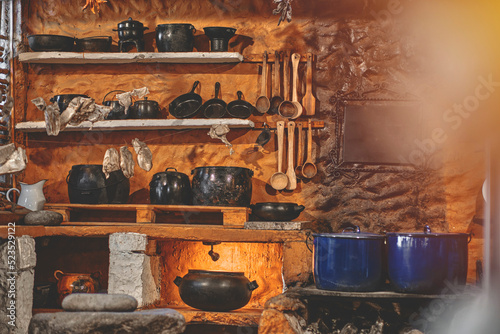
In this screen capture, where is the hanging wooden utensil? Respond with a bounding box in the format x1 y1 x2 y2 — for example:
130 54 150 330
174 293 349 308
255 51 270 114
285 121 297 190
302 119 317 179
269 51 283 115
295 122 304 178
278 50 297 118
302 52 316 116
270 121 288 191
290 53 303 119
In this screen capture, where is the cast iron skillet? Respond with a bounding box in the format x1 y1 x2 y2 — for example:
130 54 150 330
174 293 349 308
202 82 227 118
169 81 203 119
227 91 255 119
28 34 75 52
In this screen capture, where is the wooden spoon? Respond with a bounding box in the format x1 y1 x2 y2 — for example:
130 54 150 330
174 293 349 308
255 51 270 114
285 121 297 190
290 53 303 119
302 52 316 116
302 119 317 179
270 121 288 191
278 50 297 118
269 51 283 115
295 122 304 178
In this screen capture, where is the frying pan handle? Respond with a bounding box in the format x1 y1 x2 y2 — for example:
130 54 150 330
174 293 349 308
237 91 243 100
102 90 127 104
190 81 200 93
214 82 221 99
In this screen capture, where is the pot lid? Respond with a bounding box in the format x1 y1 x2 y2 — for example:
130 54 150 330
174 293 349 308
313 226 384 240
134 97 158 105
117 17 145 29
188 269 244 276
386 225 470 238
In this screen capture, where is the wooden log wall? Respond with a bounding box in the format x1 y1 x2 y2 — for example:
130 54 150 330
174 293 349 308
15 0 494 284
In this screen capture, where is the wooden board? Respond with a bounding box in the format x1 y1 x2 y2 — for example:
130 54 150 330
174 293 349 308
19 52 244 64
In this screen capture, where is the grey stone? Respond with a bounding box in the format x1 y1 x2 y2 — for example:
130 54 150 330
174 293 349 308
62 293 138 312
28 308 186 334
109 232 147 252
244 221 312 230
16 236 36 269
23 210 63 226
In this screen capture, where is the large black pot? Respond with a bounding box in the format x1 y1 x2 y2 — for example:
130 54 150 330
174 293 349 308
50 94 90 113
191 166 253 207
313 226 385 292
66 165 129 204
251 202 305 221
113 17 148 41
28 34 75 52
102 90 127 120
149 168 191 205
156 24 196 52
386 225 470 294
174 270 258 311
128 97 160 119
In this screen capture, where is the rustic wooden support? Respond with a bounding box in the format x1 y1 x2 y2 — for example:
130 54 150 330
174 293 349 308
221 207 249 228
136 208 156 223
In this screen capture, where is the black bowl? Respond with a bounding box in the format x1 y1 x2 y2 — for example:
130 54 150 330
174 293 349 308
203 27 237 52
50 94 90 113
28 34 75 52
75 36 112 52
251 202 305 221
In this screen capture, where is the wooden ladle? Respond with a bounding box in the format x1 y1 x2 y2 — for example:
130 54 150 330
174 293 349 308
269 51 283 115
290 53 303 119
285 121 297 190
302 52 316 116
278 50 297 118
302 119 317 179
294 122 304 178
255 51 270 114
270 121 288 190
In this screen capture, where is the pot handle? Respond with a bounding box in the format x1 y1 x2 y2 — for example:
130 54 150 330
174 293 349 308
143 26 149 31
295 205 305 213
247 280 259 291
305 231 313 253
102 90 127 104
5 188 19 203
49 96 55 103
54 270 64 281
342 226 360 233
424 225 432 233
165 167 178 172
468 233 473 243
66 170 72 184
190 25 196 33
174 276 182 286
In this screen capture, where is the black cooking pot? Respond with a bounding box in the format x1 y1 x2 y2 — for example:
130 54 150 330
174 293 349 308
156 24 196 52
102 90 127 120
174 270 258 311
113 17 149 41
386 225 470 294
28 34 75 52
66 165 129 204
75 36 112 52
203 27 236 52
251 202 305 221
149 168 191 205
128 97 160 119
191 166 253 207
50 94 90 113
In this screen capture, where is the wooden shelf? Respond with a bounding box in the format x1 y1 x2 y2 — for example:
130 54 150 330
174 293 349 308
0 223 308 242
15 119 255 133
18 52 244 64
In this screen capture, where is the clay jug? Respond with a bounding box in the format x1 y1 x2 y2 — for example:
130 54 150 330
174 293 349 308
6 180 47 211
53 270 100 305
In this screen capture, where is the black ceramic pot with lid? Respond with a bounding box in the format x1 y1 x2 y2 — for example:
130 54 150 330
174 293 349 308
114 17 149 41
129 97 160 119
149 168 191 205
156 24 196 52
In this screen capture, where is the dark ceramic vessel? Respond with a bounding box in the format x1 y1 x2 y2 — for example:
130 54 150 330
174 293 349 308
313 226 385 292
251 202 305 221
28 34 75 52
149 168 192 205
174 270 258 311
191 166 253 207
203 27 236 52
128 97 160 119
156 24 195 52
50 94 90 113
75 36 112 52
102 90 127 120
114 17 148 41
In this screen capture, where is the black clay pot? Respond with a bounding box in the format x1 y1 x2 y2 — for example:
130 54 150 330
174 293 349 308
191 166 253 207
129 97 160 119
113 17 149 41
251 202 305 221
174 270 258 311
66 164 129 204
156 24 196 52
149 168 192 205
50 94 90 113
28 34 75 52
102 90 127 120
203 27 236 52
75 36 112 52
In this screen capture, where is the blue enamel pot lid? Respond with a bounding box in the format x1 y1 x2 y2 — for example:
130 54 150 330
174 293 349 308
313 226 385 240
386 225 470 238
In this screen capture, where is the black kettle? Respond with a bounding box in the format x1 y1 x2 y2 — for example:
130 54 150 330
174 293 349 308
149 168 191 205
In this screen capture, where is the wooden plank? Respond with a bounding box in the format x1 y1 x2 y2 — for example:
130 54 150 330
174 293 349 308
18 52 244 64
0 224 307 242
170 306 262 326
16 119 255 133
136 208 156 223
221 208 248 228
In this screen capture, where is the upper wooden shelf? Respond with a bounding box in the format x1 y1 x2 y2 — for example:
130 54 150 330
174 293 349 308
15 119 255 133
18 52 244 64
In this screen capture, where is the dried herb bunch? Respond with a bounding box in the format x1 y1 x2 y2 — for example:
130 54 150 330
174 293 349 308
273 0 293 26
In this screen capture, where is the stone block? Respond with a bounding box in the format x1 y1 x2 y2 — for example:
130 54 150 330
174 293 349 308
109 232 147 253
16 236 36 270
62 293 138 312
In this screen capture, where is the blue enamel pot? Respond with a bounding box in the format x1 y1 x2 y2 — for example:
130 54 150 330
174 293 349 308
386 225 470 294
313 226 385 292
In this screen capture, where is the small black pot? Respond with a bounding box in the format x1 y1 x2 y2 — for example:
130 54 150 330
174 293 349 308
174 270 258 311
50 94 90 113
114 17 149 41
75 36 112 52
191 166 253 207
156 24 196 52
251 202 305 221
149 168 192 205
28 34 75 52
129 97 160 119
102 90 127 120
203 27 236 52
